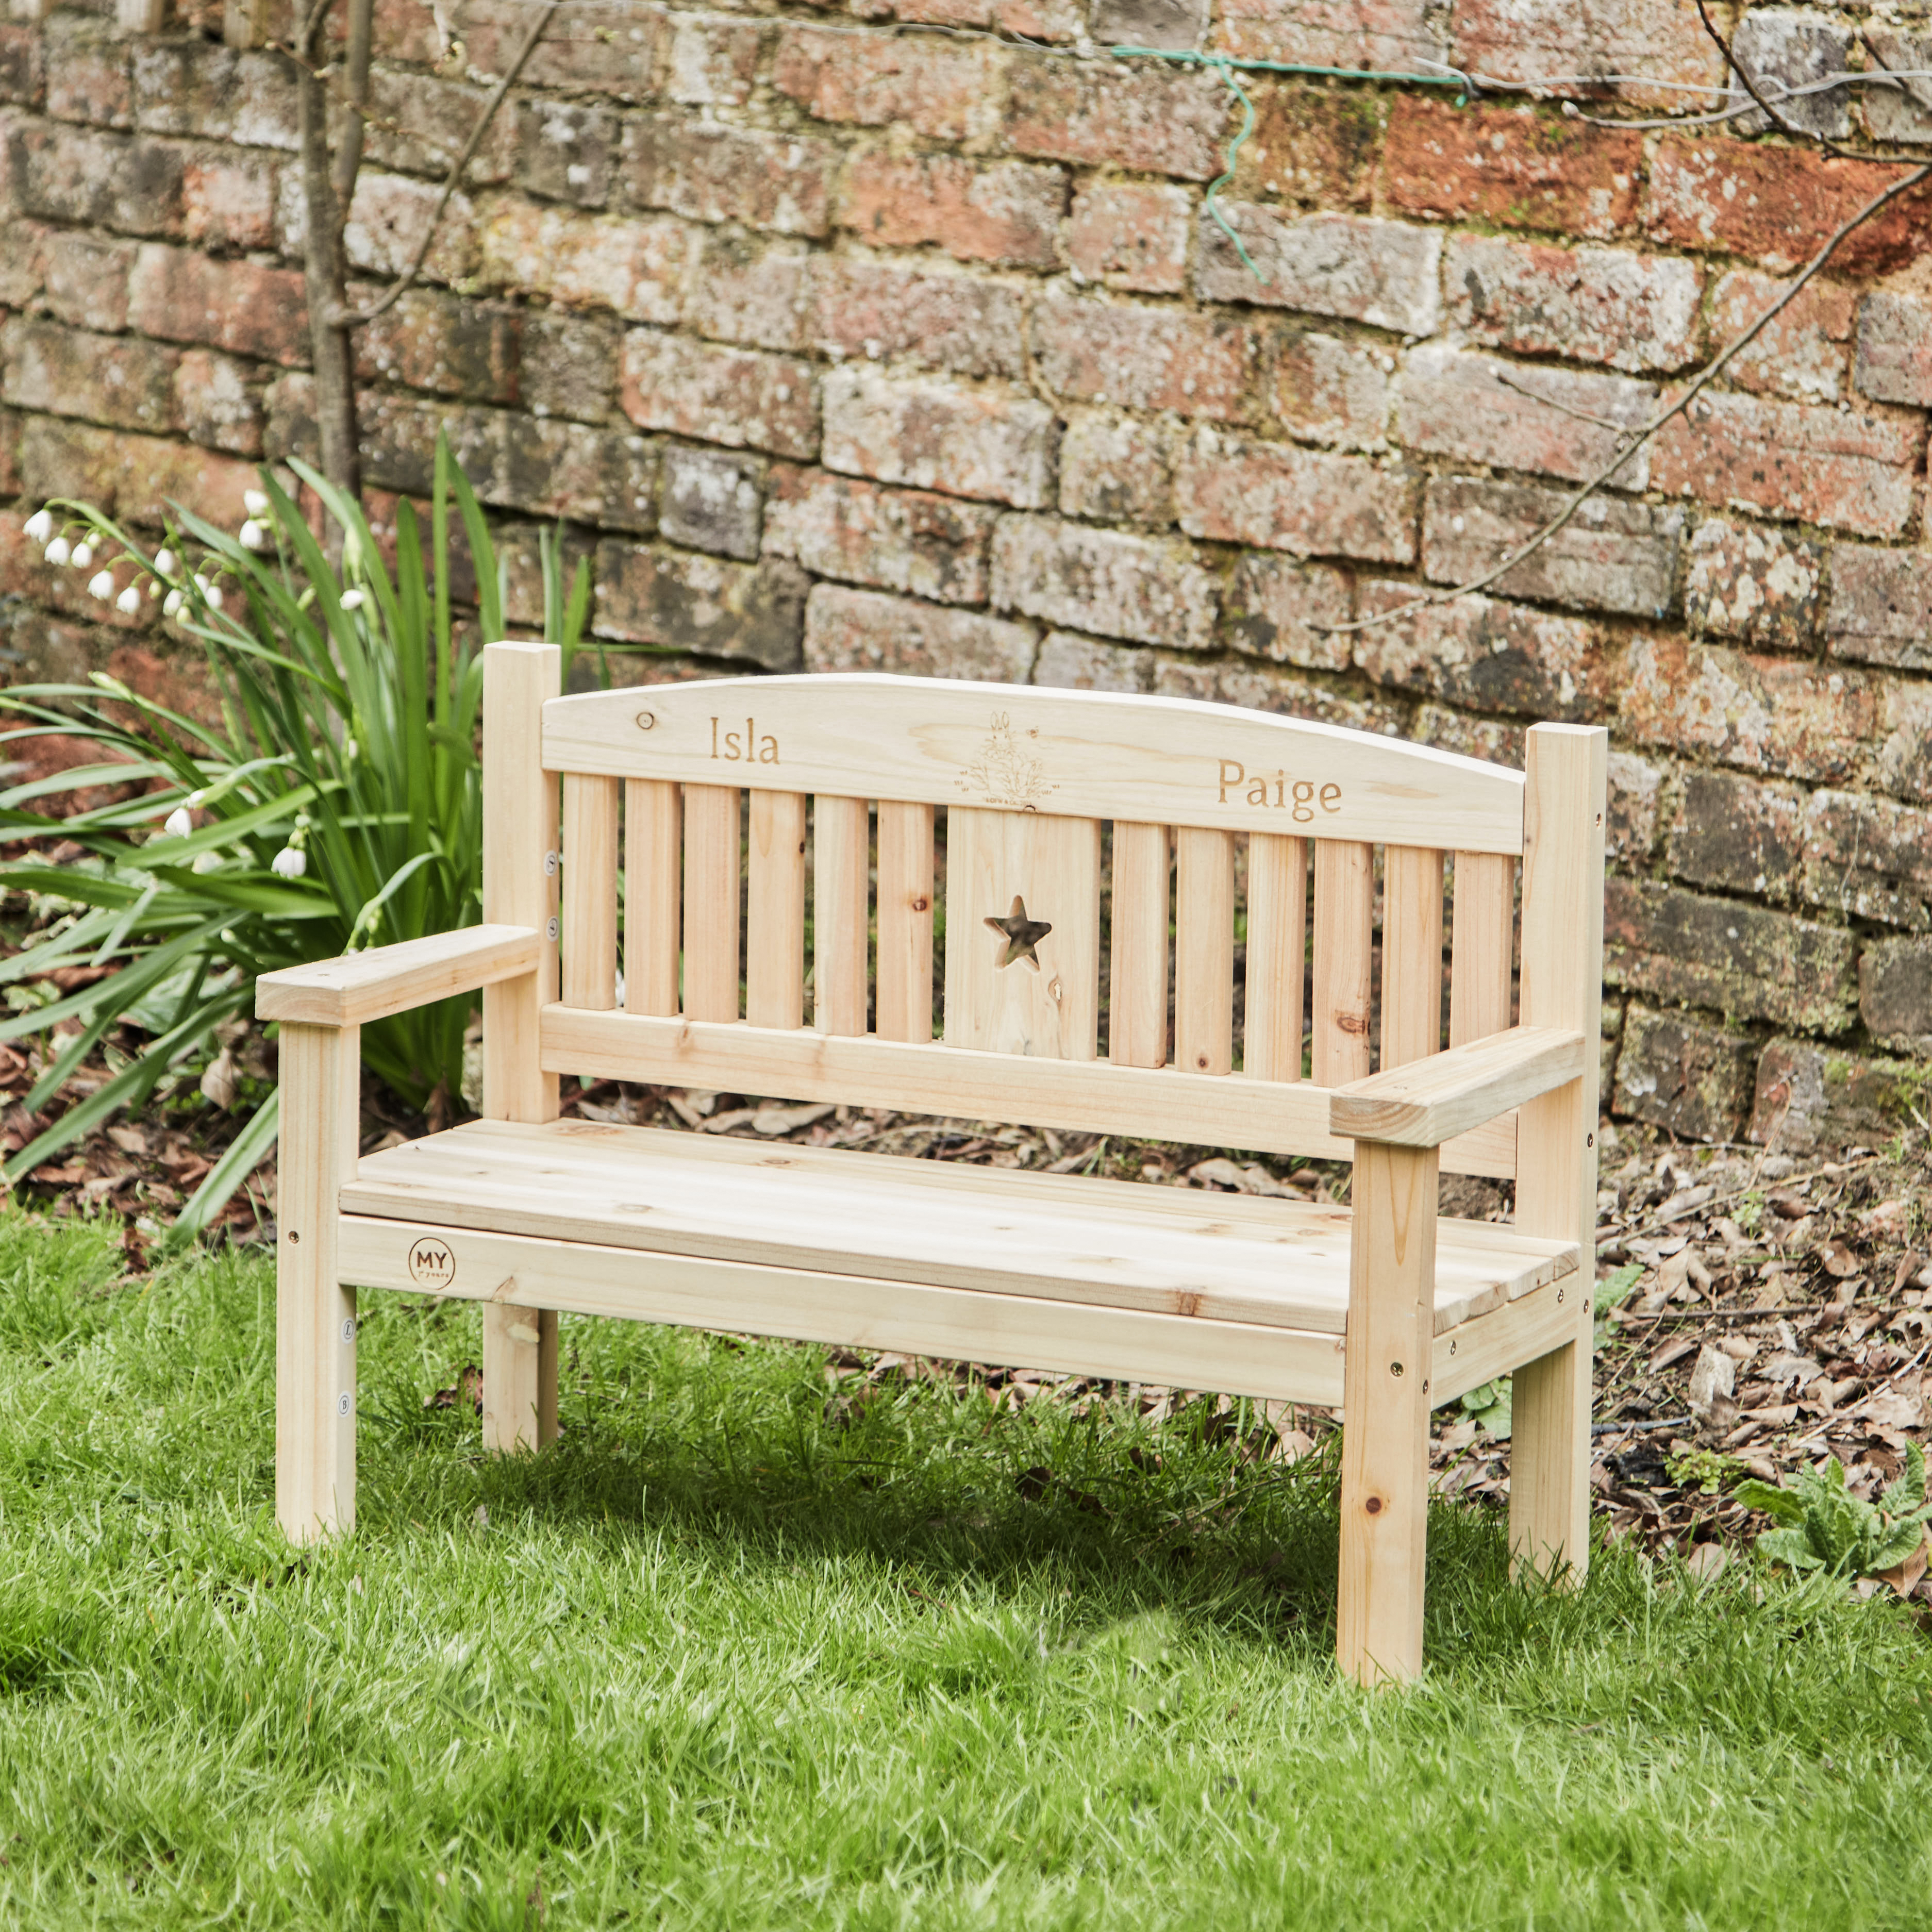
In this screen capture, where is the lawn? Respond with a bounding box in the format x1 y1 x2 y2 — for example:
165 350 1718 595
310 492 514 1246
2 1207 1929 1930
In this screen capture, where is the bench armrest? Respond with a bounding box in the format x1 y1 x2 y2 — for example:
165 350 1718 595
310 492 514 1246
1328 1025 1586 1148
256 925 542 1028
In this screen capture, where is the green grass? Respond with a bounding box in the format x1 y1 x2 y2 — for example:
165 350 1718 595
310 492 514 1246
2 1209 1930 1929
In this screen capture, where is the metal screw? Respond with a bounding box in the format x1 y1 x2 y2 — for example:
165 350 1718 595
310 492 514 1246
1390 1361 1404 1378
288 1229 299 1245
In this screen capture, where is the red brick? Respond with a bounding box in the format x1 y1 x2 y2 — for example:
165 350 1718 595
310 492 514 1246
9 122 184 236
594 540 807 671
822 368 1056 508
1644 138 1932 276
1666 769 1806 900
39 230 134 332
1802 789 1932 931
126 245 308 367
664 15 762 107
336 171 479 285
1005 54 1226 181
1649 392 1922 539
659 445 763 560
806 254 1026 379
1034 632 1153 693
1707 271 1854 405
1230 82 1380 209
1223 552 1351 670
773 28 1006 144
0 410 18 502
763 465 997 605
480 203 689 325
837 153 1064 269
1381 98 1640 240
1274 330 1390 448
1150 654 1405 735
1197 207 1440 336
803 582 1037 681
1617 1006 1755 1144
1 315 178 434
1826 545 1932 672
1174 428 1417 563
1063 181 1191 294
625 116 835 238
1058 409 1176 524
497 417 658 531
18 415 260 527
1030 297 1258 422
1213 0 1445 69
1683 517 1824 647
174 351 262 458
1396 344 1656 487
1451 0 1727 109
516 100 619 209
854 0 1081 34
361 69 517 186
0 26 43 108
182 148 275 251
991 515 1217 651
1606 751 1662 863
354 290 520 405
685 233 811 353
620 332 820 461
1855 292 1932 409
1445 236 1701 374
0 217 42 305
460 1 667 98
46 19 129 129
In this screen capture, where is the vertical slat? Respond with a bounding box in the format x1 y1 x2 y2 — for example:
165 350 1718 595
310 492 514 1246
275 1020 360 1541
1449 851 1515 1048
1174 828 1235 1076
1337 1140 1438 1687
623 778 681 1016
747 790 808 1029
481 641 559 1455
1244 831 1307 1080
1378 845 1444 1071
561 773 619 1010
1312 840 1373 1088
815 795 871 1036
118 0 166 29
682 784 742 1022
1509 725 1607 1588
1109 821 1170 1069
875 801 935 1043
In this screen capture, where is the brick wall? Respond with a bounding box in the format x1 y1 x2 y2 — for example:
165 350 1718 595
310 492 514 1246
3 0 1930 1154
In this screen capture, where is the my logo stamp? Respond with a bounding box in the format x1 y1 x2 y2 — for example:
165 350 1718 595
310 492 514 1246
407 1237 456 1290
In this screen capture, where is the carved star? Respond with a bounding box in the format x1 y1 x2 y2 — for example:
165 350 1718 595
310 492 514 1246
985 894 1053 971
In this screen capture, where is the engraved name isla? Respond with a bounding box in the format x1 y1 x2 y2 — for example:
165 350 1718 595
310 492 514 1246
709 715 780 763
1217 760 1343 822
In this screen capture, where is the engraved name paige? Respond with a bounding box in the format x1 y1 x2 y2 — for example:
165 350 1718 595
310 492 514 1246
1217 760 1342 820
710 716 780 763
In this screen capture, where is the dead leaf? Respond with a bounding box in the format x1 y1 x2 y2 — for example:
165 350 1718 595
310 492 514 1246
1821 1240 1862 1279
199 1048 238 1112
1879 1530 1931 1600
1687 1543 1729 1583
1689 1345 1738 1417
752 1102 836 1137
425 1364 484 1413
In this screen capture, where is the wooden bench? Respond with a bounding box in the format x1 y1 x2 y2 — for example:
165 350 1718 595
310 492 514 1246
258 645 1606 1685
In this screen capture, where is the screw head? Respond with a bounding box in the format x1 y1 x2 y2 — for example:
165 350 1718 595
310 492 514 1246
1390 1360 1404 1378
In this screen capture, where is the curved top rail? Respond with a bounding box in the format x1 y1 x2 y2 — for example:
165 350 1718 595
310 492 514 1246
540 674 1527 853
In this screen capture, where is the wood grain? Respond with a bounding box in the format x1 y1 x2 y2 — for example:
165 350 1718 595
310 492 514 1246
1108 822 1170 1070
1312 840 1373 1088
814 794 871 1037
623 778 681 1017
1450 851 1515 1048
875 801 935 1043
1328 1026 1585 1147
1244 832 1307 1081
1174 827 1235 1077
561 773 620 1010
1379 845 1444 1072
747 790 807 1030
257 926 541 1028
682 784 741 1023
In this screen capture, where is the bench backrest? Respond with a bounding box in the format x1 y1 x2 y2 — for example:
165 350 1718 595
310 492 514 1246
481 646 1606 1184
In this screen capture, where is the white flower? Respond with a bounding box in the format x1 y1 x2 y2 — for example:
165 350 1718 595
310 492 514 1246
154 548 177 578
147 579 162 601
162 588 184 618
206 584 224 610
342 737 359 762
239 520 267 551
192 851 222 874
70 541 93 571
193 574 210 593
116 585 141 615
23 509 53 546
243 489 270 518
163 807 193 838
187 790 205 806
270 846 307 879
43 538 71 567
339 588 365 611
87 570 115 601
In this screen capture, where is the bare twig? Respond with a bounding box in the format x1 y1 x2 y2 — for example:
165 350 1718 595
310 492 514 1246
1693 0 1870 164
1490 370 1640 434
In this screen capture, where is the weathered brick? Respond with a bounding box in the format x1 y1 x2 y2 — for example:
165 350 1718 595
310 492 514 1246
822 368 1055 509
1825 545 1932 672
625 115 835 238
1725 8 1853 139
806 254 1025 379
18 415 259 526
1032 631 1154 692
1614 1004 1755 1144
481 204 689 324
1803 789 1932 931
1223 552 1351 670
1863 27 1932 143
1005 54 1226 181
461 2 664 99
517 99 619 209
131 42 282 146
354 289 519 405
359 69 517 185
1092 0 1208 52
594 541 807 672
1063 180 1191 294
1230 81 1380 209
1878 681 1932 805
182 146 276 251
686 233 811 353
1212 0 1446 69
9 122 182 235
1859 937 1932 1050
1174 428 1417 563
1620 636 1874 784
1150 653 1405 734
1354 582 1606 720
1273 330 1390 449
39 229 134 331
664 15 762 107
174 350 261 458
763 465 995 604
0 216 42 305
1030 297 1257 421
1649 392 1921 539
837 153 1064 269
1644 139 1932 276
1396 344 1655 487
990 515 1217 650
802 582 1035 680
1707 270 1854 405
126 244 308 367
1451 0 1727 108
0 25 44 108
1683 517 1822 647
1057 409 1175 524
1606 750 1662 864
1445 235 1700 374
2 315 177 434
620 332 819 461
1750 1037 1919 1156
774 28 1006 144
0 409 18 502
522 310 620 423
46 18 128 129
1665 768 1806 899
853 0 1081 39
1855 292 1932 409
1198 206 1439 335
282 169 478 286
658 445 764 561
1411 706 1519 768
1381 97 1640 240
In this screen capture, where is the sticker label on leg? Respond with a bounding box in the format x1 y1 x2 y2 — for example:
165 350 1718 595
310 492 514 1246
337 1392 352 1417
341 1318 356 1344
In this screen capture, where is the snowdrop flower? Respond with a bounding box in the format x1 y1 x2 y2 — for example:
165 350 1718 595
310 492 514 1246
270 845 307 879
342 736 359 762
154 548 177 578
163 807 193 838
87 570 115 601
43 537 71 567
206 584 224 610
193 573 210 594
192 851 222 874
339 588 365 612
70 541 93 571
162 588 184 618
239 520 267 551
244 489 270 518
116 585 141 615
188 790 205 807
23 509 53 546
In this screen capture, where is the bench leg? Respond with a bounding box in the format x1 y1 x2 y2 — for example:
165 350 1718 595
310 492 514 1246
1509 1336 1591 1585
276 1022 360 1543
1337 1141 1437 1687
482 1306 558 1453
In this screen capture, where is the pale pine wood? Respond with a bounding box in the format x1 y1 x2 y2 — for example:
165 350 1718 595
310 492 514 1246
1329 1026 1585 1146
117 0 165 28
546 676 1527 854
561 774 620 1010
1244 832 1307 1082
875 801 936 1043
1108 822 1170 1070
682 784 742 1023
1336 1140 1438 1687
276 1022 360 1542
1312 841 1373 1087
1433 1273 1576 1408
747 790 808 1029
1379 845 1444 1072
1174 828 1235 1077
1450 852 1515 1048
624 779 681 1016
814 794 871 1036
1509 724 1607 1587
257 927 540 1027
224 0 270 46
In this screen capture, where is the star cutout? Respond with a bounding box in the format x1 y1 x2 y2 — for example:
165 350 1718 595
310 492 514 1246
985 894 1052 971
